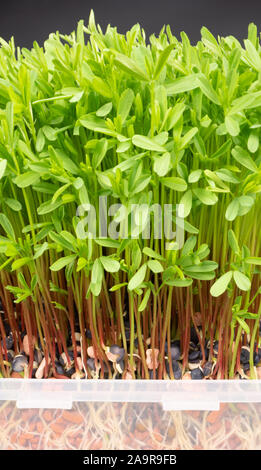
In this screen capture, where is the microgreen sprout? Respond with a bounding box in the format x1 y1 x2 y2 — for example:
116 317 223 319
0 12 260 380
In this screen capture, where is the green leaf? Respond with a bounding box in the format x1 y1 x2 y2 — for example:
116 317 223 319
162 266 176 285
196 73 221 105
196 244 210 260
42 125 57 141
210 140 232 160
91 258 103 283
33 242 49 259
5 101 13 142
52 183 71 203
90 259 103 296
78 183 90 205
50 255 77 271
193 188 218 205
96 102 112 117
231 146 258 173
225 116 240 136
182 235 197 256
171 278 193 287
17 140 38 162
174 216 199 234
161 177 187 192
76 257 87 272
215 169 239 184
245 257 261 265
142 247 165 261
128 264 147 291
0 159 7 180
153 152 170 177
184 261 218 273
52 301 67 312
17 272 29 290
23 223 48 236
35 226 53 243
229 90 261 114
194 133 206 157
94 239 120 249
36 129 45 152
49 148 79 175
233 271 251 291
183 271 215 280
0 213 15 239
179 190 192 217
179 127 198 149
210 271 233 297
116 140 131 153
117 88 134 123
177 164 188 180
188 169 202 183
244 39 261 72
154 132 169 146
93 138 108 168
5 198 22 211
12 257 31 271
225 199 239 221
130 244 142 271
238 195 252 208
79 114 116 136
165 102 185 131
201 27 220 54
96 172 112 189
14 172 40 188
49 231 76 252
132 134 165 152
204 169 229 191
165 75 199 95
148 259 163 273
37 199 62 215
110 282 128 292
131 175 151 194
236 317 250 335
92 77 112 98
153 44 174 79
114 53 148 81
100 257 120 273
138 289 151 312
247 132 259 153
248 23 257 46
228 229 240 254
61 231 77 246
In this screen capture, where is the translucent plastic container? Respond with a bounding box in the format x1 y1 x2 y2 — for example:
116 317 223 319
0 379 261 450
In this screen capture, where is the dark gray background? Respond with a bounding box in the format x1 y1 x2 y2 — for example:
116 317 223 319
0 0 260 47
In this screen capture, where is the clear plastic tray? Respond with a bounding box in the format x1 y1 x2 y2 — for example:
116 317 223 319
0 379 261 450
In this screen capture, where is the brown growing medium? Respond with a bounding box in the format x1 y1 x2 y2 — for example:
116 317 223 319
0 401 260 450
